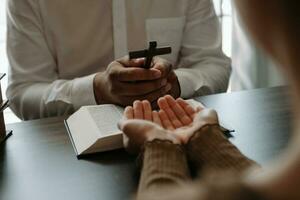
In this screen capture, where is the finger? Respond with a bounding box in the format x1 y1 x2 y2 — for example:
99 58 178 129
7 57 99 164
178 98 205 110
117 119 144 154
193 108 219 124
158 97 183 128
133 100 144 119
157 96 169 109
119 84 172 107
176 98 198 117
152 57 172 78
159 110 175 131
165 95 192 125
115 65 162 81
142 100 152 121
116 56 145 67
117 78 168 96
124 106 134 120
130 84 172 104
152 111 162 126
187 107 203 119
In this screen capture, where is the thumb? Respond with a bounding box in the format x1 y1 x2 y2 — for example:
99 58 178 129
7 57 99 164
118 119 153 137
117 56 145 67
118 119 135 135
194 109 219 125
153 57 172 77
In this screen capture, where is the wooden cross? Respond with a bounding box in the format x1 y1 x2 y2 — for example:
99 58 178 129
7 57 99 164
129 41 172 69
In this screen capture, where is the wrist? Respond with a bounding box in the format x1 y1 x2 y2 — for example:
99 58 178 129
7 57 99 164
146 128 182 145
171 77 181 98
168 72 181 98
93 72 108 104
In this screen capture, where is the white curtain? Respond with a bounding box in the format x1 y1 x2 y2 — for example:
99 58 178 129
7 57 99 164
229 6 286 91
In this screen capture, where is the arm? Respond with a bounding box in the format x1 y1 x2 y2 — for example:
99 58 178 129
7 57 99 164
136 112 262 200
119 101 191 198
157 95 259 172
187 124 259 173
176 0 231 98
6 0 96 120
137 140 190 197
120 99 264 200
135 126 262 200
135 129 262 200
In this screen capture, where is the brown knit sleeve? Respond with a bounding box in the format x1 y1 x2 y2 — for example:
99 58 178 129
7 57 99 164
134 132 265 200
136 172 266 200
136 140 191 199
186 124 259 173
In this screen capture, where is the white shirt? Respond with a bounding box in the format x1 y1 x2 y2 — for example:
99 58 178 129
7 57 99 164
6 0 231 120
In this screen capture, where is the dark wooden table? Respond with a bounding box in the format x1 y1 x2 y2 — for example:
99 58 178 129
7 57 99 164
0 86 292 200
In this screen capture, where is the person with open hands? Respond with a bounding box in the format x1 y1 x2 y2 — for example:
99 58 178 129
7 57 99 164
118 95 259 200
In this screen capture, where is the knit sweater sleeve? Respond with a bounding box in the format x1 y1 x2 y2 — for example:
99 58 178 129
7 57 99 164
186 124 259 173
135 133 264 200
136 140 191 198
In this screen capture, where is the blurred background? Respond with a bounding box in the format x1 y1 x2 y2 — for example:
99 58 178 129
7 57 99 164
0 0 19 123
0 0 286 123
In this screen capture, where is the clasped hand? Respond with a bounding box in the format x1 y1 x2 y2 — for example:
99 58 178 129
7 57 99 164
118 95 219 154
94 56 180 106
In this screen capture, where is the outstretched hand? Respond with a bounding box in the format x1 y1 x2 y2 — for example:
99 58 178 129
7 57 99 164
157 95 201 130
118 100 182 154
118 97 219 154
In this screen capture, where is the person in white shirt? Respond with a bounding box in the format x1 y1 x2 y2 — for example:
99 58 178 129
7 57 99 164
6 0 231 120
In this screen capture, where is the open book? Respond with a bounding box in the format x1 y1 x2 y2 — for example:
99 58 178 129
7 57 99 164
65 100 233 158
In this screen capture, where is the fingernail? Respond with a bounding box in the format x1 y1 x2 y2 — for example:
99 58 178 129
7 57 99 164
133 100 140 106
161 79 167 86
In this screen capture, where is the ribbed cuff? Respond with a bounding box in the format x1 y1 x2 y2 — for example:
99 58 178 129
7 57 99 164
138 140 190 194
187 125 258 173
71 74 97 110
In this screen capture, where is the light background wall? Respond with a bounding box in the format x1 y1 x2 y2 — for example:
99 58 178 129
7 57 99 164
0 0 20 123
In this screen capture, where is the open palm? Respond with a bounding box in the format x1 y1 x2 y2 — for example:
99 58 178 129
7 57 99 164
119 96 219 153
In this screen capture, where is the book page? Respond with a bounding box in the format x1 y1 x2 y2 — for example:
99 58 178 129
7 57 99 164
87 105 124 137
66 107 100 155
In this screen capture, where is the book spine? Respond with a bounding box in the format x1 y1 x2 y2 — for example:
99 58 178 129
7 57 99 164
0 73 12 143
0 80 6 141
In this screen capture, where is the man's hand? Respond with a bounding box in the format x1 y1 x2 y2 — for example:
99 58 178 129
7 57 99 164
93 56 180 106
152 57 181 99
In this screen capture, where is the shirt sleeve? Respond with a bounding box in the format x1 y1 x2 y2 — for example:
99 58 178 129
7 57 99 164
186 124 259 173
6 0 97 120
175 0 232 98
